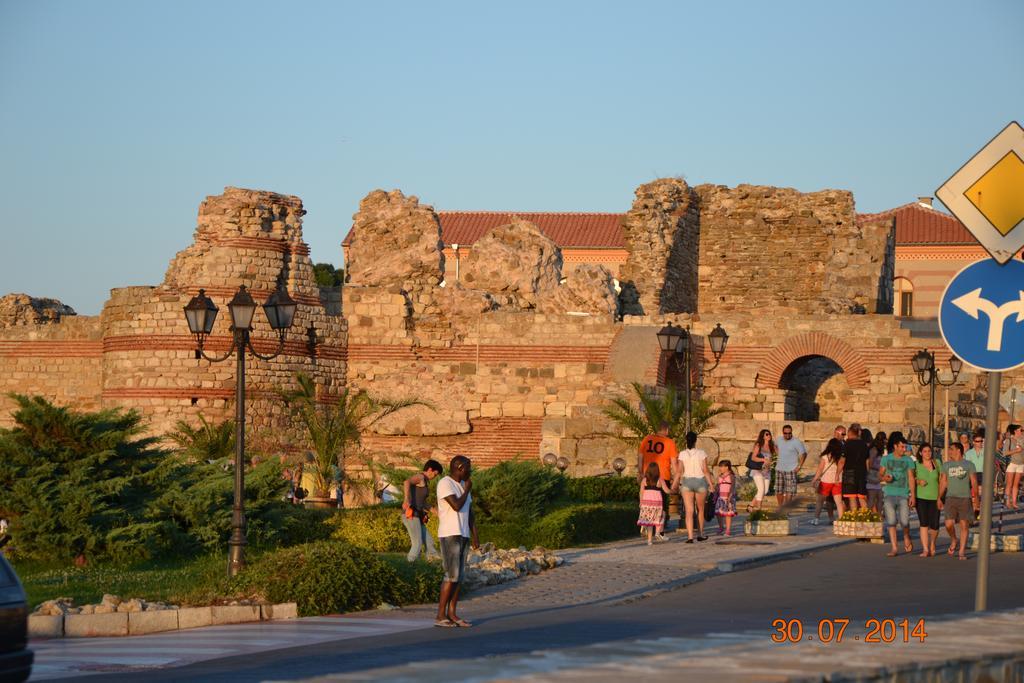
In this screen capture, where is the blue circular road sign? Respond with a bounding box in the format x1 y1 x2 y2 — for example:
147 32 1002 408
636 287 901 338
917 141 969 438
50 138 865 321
939 258 1024 372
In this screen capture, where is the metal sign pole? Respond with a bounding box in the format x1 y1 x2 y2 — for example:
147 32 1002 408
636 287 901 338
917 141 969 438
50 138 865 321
975 371 1001 612
944 387 950 457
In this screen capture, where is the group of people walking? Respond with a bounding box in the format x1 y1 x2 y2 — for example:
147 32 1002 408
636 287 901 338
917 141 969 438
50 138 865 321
637 424 737 543
636 421 1024 560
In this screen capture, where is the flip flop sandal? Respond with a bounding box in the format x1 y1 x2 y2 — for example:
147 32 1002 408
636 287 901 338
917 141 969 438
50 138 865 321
434 619 457 628
958 555 968 561
453 618 473 627
947 545 956 556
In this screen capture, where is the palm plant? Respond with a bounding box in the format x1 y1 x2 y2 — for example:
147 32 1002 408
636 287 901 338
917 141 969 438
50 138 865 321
166 414 235 463
603 382 724 448
280 373 426 502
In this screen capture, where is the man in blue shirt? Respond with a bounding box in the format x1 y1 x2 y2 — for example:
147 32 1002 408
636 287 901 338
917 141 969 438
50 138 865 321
775 424 807 507
965 430 986 483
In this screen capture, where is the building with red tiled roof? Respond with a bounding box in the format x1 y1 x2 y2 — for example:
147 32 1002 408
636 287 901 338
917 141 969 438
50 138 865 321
342 197 1014 319
860 198 975 245
884 197 1013 319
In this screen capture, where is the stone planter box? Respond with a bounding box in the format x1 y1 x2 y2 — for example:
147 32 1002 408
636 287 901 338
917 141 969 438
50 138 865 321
969 533 1022 552
744 518 798 536
833 520 884 538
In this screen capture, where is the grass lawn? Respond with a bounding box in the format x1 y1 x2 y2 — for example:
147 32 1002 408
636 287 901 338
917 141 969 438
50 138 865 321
12 553 229 609
11 550 445 611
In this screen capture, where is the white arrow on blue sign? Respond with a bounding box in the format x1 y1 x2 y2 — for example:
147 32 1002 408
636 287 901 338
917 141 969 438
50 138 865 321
939 259 1024 372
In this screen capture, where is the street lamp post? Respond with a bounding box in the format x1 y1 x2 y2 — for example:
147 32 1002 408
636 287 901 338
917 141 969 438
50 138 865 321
911 349 963 450
656 323 729 432
183 285 298 577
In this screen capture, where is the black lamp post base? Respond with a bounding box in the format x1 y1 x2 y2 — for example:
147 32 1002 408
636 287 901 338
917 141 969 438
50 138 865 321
227 541 246 578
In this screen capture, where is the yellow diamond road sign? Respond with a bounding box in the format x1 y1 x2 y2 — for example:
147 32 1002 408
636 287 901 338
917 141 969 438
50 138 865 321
937 121 1024 264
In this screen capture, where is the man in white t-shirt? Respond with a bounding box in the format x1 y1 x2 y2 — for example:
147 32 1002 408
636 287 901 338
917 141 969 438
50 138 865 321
775 424 807 507
435 455 478 628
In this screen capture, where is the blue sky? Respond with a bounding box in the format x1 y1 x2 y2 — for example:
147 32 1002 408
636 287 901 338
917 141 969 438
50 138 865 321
1 0 1022 314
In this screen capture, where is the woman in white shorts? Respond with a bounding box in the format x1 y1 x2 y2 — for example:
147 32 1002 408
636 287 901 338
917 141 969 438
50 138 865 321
745 428 776 512
1003 424 1023 509
672 431 715 543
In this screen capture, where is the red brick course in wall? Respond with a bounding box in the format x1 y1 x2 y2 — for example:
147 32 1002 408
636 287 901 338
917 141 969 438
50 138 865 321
101 334 346 361
0 340 103 358
348 344 609 364
361 417 544 468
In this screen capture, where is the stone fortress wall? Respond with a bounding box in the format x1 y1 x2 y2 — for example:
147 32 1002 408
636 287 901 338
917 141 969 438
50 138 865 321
1 179 1018 477
0 188 347 446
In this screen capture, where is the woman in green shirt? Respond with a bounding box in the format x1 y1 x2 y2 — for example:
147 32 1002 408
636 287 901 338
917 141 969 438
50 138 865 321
914 443 941 557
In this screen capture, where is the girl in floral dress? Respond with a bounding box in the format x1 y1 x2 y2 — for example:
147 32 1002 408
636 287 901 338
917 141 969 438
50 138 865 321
638 462 671 544
714 460 737 535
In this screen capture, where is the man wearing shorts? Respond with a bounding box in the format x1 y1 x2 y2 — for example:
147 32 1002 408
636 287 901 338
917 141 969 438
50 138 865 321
880 434 916 556
638 423 678 530
939 442 978 560
965 430 987 490
841 424 869 509
435 455 478 628
775 424 807 507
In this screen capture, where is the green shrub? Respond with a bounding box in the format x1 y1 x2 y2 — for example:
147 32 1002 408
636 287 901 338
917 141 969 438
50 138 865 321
563 476 637 503
0 395 292 564
478 502 636 549
476 521 534 550
473 461 565 523
327 504 440 553
229 541 420 616
529 503 637 547
272 506 336 546
379 554 443 604
328 505 406 552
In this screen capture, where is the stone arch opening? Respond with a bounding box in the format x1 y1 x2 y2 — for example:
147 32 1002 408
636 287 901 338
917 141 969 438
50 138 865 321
757 332 868 389
779 355 850 422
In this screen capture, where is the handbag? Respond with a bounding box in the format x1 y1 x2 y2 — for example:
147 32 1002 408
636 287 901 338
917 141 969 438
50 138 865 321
703 490 716 521
745 451 762 471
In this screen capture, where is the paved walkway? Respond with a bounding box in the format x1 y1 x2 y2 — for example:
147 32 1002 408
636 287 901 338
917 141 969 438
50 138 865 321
307 608 1024 682
28 507 1024 681
29 617 433 681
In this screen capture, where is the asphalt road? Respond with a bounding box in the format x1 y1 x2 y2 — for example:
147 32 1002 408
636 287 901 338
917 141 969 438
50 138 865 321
90 538 1024 682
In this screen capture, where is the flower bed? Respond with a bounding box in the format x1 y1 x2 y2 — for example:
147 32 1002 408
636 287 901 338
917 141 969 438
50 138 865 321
833 520 884 538
833 509 883 538
744 518 798 536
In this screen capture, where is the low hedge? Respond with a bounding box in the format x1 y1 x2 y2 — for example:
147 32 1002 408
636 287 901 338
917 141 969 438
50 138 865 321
473 461 565 523
228 541 441 616
319 500 638 552
529 503 637 547
479 502 637 549
563 476 637 503
327 504 439 553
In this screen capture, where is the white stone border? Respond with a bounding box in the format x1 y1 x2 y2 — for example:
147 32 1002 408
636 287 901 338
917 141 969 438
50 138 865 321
28 602 297 638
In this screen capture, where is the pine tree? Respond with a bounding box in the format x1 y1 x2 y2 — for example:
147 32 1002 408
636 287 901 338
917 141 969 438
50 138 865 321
0 395 171 562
